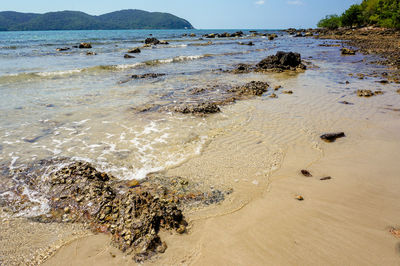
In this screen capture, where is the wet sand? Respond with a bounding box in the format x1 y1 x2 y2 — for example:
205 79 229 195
43 73 400 265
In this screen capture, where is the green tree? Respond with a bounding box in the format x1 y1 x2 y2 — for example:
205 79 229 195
317 15 342 29
341 4 364 27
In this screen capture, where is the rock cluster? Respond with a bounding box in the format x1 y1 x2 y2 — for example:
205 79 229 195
256 51 306 71
228 81 269 96
203 31 244 38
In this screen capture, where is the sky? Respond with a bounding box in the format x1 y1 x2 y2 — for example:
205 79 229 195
1 0 361 29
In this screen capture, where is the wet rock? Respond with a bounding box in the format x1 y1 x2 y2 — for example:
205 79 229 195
79 43 92 49
389 227 400 238
301 170 312 177
128 48 141 53
239 41 254 46
132 103 160 113
339 101 354 105
176 225 186 234
269 93 277 98
170 102 221 115
131 73 166 79
190 33 196 37
274 85 282 90
357 89 374 97
379 80 389 84
232 63 254 74
374 90 384 95
218 32 231 38
283 90 293 94
86 51 97 56
204 33 216 38
341 48 356 55
56 47 70 51
145 38 160 45
229 81 269 96
256 51 306 71
397 89 400 94
320 132 346 143
320 176 332 181
295 195 304 201
268 35 275 40
126 180 140 188
124 54 136 59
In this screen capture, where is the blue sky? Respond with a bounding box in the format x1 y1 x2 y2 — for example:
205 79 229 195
1 0 361 29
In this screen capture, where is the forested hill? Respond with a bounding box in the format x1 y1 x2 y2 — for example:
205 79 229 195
318 0 400 29
0 9 194 31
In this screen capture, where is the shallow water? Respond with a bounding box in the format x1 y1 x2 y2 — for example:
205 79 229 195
0 29 398 217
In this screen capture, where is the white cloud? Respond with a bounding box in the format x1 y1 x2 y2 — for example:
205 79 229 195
255 0 265 5
287 0 303 5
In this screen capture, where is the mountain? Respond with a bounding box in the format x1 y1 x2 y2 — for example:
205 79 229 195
0 9 194 31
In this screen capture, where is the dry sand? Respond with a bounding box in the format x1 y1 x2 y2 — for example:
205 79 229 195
43 73 400 265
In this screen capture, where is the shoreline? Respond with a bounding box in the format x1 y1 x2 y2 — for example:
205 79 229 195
1 29 400 265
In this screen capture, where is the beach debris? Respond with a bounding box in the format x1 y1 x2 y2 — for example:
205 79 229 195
255 51 306 71
357 89 374 97
128 47 141 53
341 48 356 55
124 54 136 59
295 195 304 201
283 90 293 94
79 42 92 49
56 47 70 51
320 132 346 143
301 170 312 177
389 227 400 238
320 176 332 181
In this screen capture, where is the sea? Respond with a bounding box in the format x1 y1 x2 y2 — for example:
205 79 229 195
0 29 392 217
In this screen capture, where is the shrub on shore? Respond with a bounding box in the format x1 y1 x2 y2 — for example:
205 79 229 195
318 0 400 29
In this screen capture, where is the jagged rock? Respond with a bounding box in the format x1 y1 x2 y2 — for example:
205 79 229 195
320 132 346 143
341 48 356 55
170 102 221 114
229 81 269 96
256 51 306 71
145 38 160 45
128 48 141 53
124 54 136 59
357 89 374 97
131 73 166 79
56 47 70 51
79 43 92 49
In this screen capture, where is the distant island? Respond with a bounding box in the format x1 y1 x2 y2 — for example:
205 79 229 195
0 9 194 31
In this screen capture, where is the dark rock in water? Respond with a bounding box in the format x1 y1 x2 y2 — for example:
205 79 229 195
268 35 275 40
79 43 92 49
124 54 136 59
357 89 374 97
269 93 277 98
379 80 389 84
320 176 332 181
256 51 306 71
170 102 221 115
231 31 244 37
320 132 345 143
301 170 312 177
341 48 356 55
229 81 269 96
56 47 70 51
218 32 231 38
283 90 293 94
159 40 169 45
205 33 216 38
339 101 354 105
190 33 196 37
86 51 97 56
374 90 384 95
145 38 160 45
128 47 141 53
232 63 254 74
131 73 166 79
239 41 254 46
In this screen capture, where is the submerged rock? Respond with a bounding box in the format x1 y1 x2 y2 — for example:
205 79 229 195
128 48 141 53
86 51 97 56
256 51 306 71
357 89 374 97
320 132 346 143
239 41 254 46
131 73 166 79
145 38 160 45
124 54 136 59
341 48 356 55
79 43 92 49
170 102 221 115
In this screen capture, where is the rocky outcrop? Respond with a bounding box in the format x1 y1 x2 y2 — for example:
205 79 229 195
256 51 306 71
79 43 92 49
